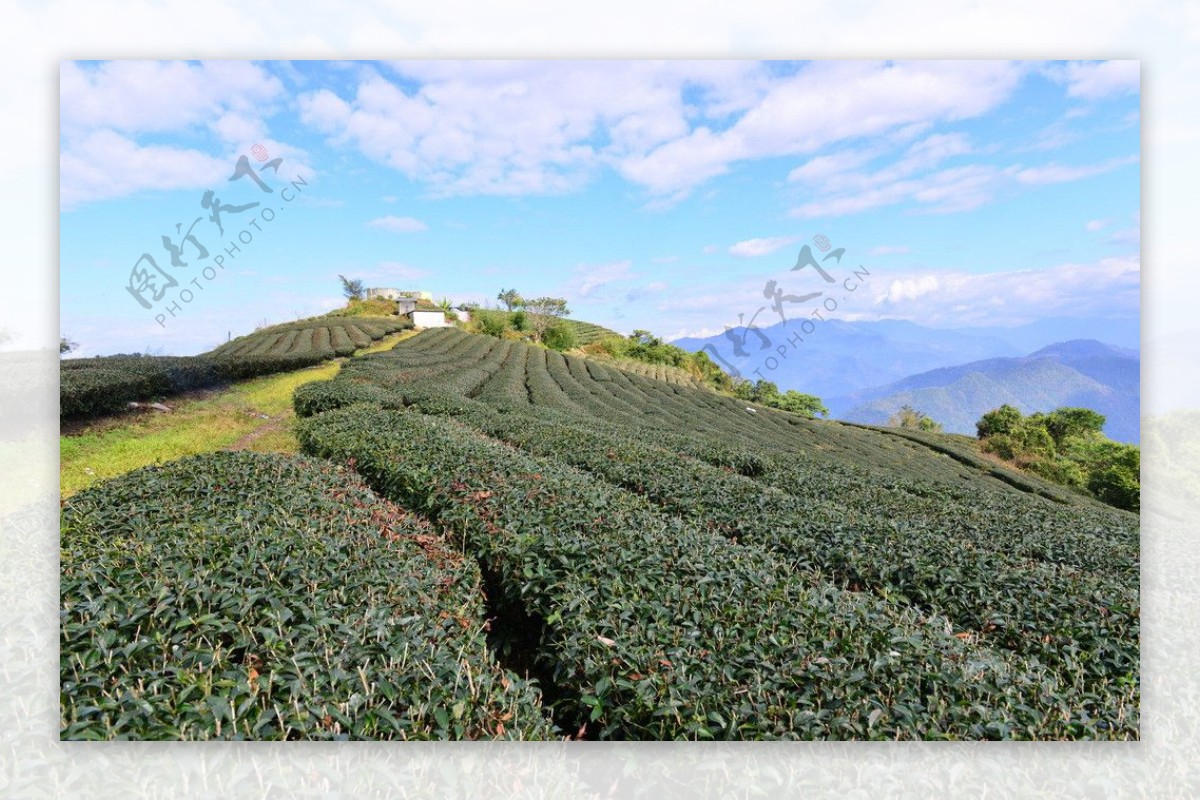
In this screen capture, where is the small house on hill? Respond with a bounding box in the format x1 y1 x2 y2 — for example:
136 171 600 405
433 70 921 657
365 288 440 317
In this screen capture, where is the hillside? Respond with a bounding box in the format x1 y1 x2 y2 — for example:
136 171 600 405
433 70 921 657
60 316 410 420
292 328 1136 739
60 326 1139 740
829 340 1140 443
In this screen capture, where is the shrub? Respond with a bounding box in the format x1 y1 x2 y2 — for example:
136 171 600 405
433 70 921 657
1044 407 1107 447
473 309 512 338
541 322 577 352
327 297 398 317
888 405 942 433
1089 465 1140 512
976 404 1023 439
981 433 1019 461
1026 456 1089 490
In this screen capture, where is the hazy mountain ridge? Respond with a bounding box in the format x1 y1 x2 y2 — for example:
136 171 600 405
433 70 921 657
672 317 1137 398
829 340 1140 443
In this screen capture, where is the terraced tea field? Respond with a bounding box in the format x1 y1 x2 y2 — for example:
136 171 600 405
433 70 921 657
208 316 411 361
60 316 410 420
61 327 1139 740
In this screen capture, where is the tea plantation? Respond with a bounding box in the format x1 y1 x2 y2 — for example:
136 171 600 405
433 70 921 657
60 316 409 419
61 327 1139 740
60 451 553 739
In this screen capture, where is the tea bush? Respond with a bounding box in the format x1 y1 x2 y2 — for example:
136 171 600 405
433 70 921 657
60 451 554 740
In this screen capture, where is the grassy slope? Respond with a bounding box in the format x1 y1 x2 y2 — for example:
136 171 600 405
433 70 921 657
59 330 415 497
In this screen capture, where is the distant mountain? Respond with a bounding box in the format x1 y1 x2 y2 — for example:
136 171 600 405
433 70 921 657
671 317 1139 403
827 340 1140 443
673 319 1021 399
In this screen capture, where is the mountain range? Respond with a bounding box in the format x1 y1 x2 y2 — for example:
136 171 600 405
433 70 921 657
828 340 1140 443
672 318 1140 443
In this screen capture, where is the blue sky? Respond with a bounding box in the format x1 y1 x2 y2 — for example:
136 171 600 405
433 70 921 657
59 59 1139 357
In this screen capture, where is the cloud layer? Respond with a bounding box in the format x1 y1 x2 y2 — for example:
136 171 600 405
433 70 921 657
60 61 308 208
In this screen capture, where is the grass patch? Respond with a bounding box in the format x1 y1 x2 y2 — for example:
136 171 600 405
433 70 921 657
59 332 416 498
356 328 419 355
60 362 340 498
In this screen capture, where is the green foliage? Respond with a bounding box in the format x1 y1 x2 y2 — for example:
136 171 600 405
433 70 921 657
541 321 577 352
520 297 571 343
67 326 1139 741
1044 407 1107 448
287 328 1139 740
1089 464 1141 513
976 404 1023 438
774 391 829 419
60 335 78 355
731 380 828 419
1025 456 1089 490
887 405 943 433
327 297 399 317
497 288 524 312
338 274 365 301
60 451 554 740
981 433 1019 461
975 404 1138 511
579 331 737 393
472 309 511 338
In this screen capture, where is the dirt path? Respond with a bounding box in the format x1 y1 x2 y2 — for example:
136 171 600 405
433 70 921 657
225 417 288 451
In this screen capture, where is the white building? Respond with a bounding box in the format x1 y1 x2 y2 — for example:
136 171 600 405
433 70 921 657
410 310 450 328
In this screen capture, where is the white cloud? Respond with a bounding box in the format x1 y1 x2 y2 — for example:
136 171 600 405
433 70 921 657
788 148 880 184
863 257 1140 325
60 61 284 138
619 61 1022 199
59 61 311 209
1015 154 1139 184
573 260 635 298
666 326 725 341
651 255 679 264
729 236 800 258
648 253 1139 336
791 153 1137 219
1086 219 1108 231
868 245 910 256
299 60 1025 202
883 274 940 303
1053 60 1140 101
367 215 428 233
60 129 230 208
300 61 754 198
556 261 643 302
